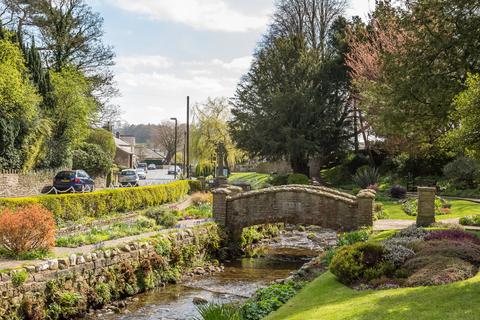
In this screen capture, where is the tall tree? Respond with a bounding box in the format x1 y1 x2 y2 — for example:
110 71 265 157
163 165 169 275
269 0 347 57
1 0 116 122
0 36 41 168
347 0 480 158
231 17 352 175
42 67 96 168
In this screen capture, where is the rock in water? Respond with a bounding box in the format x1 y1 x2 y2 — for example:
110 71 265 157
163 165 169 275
192 296 208 305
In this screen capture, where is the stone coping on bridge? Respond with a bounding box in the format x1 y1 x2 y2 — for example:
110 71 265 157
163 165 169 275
212 184 376 236
213 184 368 206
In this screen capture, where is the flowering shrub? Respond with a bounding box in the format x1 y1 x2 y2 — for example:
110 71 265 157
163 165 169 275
401 199 418 216
412 239 480 265
402 197 450 216
459 215 480 226
425 230 480 245
405 256 475 287
330 242 393 285
384 243 415 266
396 225 427 241
384 225 428 248
0 205 56 256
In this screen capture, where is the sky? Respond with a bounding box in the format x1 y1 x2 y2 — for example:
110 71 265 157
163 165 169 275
89 0 375 124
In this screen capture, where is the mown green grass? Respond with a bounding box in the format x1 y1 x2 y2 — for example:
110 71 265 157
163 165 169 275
381 199 480 220
267 271 480 320
228 172 272 189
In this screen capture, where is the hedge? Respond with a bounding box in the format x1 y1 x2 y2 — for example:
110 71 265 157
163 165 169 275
0 180 201 223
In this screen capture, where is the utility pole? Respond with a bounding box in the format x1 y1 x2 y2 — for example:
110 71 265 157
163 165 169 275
170 117 178 180
183 131 186 176
186 96 190 178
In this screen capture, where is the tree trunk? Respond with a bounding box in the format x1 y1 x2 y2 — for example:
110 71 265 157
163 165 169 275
164 151 173 164
290 155 309 176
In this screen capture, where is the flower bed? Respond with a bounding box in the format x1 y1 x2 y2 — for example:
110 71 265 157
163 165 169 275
460 214 480 226
401 196 451 216
330 225 480 289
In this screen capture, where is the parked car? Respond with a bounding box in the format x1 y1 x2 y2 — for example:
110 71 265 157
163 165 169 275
53 170 95 192
167 165 182 175
137 162 148 173
119 169 139 186
147 163 156 170
136 168 147 180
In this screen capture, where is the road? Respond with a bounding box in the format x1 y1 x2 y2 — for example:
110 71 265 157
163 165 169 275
138 167 177 186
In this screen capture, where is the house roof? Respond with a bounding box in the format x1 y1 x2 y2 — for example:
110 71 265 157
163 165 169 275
114 136 134 155
135 146 165 159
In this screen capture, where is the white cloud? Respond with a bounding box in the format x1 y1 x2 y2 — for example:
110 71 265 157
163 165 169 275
115 55 172 72
107 0 269 32
112 55 252 124
212 56 253 72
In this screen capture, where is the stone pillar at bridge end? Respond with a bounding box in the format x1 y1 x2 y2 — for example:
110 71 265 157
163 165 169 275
417 187 436 227
356 189 376 228
212 188 231 227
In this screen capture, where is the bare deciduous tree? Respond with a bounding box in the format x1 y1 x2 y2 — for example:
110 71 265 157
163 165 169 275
268 0 347 58
152 122 185 164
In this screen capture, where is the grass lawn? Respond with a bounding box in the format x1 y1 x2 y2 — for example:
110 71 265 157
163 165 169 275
228 172 272 189
381 199 480 220
267 271 480 320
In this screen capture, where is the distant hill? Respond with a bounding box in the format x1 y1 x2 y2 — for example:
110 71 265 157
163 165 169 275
116 124 158 145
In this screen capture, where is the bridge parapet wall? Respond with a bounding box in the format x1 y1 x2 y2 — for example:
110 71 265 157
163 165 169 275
213 185 375 235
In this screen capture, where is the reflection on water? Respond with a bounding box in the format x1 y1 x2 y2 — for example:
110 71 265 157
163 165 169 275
97 257 305 320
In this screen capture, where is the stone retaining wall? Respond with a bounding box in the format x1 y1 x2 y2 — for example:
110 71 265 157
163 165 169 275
0 224 222 319
0 171 107 198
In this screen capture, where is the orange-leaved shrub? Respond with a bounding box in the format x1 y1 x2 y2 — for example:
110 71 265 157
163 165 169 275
0 204 56 256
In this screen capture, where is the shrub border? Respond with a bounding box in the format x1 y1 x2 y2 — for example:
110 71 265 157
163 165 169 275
0 180 200 222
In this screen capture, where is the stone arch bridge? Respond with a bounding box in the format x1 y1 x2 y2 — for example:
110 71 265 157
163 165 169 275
212 185 375 239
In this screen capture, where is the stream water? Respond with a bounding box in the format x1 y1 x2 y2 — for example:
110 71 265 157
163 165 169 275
92 227 337 320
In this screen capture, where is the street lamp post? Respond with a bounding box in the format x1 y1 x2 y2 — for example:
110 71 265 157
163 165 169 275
170 117 178 180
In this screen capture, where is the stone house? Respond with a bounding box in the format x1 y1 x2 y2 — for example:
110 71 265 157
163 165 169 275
114 133 136 168
134 145 165 164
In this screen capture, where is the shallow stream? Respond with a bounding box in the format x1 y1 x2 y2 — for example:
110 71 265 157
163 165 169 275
89 227 336 320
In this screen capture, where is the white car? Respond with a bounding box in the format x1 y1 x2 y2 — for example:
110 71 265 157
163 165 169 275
136 168 147 180
119 169 139 186
168 165 182 175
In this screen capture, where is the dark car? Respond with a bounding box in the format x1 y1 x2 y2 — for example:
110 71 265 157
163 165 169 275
53 170 95 192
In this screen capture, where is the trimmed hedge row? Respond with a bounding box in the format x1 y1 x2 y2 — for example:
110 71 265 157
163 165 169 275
0 180 200 222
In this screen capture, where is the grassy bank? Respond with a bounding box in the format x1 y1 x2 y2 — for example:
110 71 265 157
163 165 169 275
380 199 480 220
267 271 480 320
228 172 272 189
